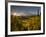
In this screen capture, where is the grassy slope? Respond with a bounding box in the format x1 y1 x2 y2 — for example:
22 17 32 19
11 15 41 31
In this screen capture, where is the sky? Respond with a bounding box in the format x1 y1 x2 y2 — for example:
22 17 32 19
11 6 41 16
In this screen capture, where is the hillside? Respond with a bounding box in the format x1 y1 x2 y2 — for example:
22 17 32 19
11 15 41 31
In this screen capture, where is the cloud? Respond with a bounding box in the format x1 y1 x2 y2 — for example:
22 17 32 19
11 11 29 16
11 10 39 16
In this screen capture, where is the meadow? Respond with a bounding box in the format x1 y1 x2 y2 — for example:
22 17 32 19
11 15 41 31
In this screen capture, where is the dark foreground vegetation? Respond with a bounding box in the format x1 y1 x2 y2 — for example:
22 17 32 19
11 15 41 31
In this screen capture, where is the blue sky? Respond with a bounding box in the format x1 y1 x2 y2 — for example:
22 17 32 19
11 6 41 16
